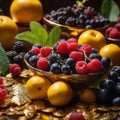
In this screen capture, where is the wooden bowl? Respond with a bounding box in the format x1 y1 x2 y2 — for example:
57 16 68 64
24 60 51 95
24 56 106 90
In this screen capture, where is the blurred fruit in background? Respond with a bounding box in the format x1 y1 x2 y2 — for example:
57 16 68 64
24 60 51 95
99 44 120 66
0 15 18 50
78 30 106 51
10 0 43 23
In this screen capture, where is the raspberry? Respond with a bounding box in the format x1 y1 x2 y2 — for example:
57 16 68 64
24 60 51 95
0 77 3 84
87 58 102 73
37 57 49 71
56 41 70 55
114 23 120 31
40 46 52 57
0 88 7 101
30 47 40 54
68 42 79 52
109 28 120 39
0 85 5 89
69 51 84 61
105 27 113 36
9 64 22 77
75 61 89 74
80 44 92 53
67 38 78 43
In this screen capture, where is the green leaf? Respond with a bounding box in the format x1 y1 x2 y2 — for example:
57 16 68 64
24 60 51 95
15 31 40 44
0 43 9 76
30 21 49 45
46 26 61 47
101 0 120 22
15 21 61 47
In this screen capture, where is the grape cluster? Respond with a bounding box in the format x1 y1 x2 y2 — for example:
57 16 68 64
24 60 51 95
45 4 110 29
6 40 32 68
25 38 110 75
93 66 120 106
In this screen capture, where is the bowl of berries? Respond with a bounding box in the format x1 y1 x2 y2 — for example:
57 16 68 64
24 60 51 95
105 20 120 47
43 3 110 39
24 38 111 89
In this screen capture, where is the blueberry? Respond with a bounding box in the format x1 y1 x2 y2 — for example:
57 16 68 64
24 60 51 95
101 57 111 69
61 64 71 74
115 83 120 96
28 55 38 67
112 97 120 106
24 51 36 61
65 58 76 69
48 53 58 65
97 89 113 105
108 71 118 81
50 63 61 74
89 53 102 60
99 79 115 91
113 66 120 75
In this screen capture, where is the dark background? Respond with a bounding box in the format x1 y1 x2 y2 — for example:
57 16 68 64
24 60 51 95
0 0 120 16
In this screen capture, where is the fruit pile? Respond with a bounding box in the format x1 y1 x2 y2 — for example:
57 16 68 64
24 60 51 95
45 4 110 29
24 38 110 75
105 17 120 39
92 66 120 106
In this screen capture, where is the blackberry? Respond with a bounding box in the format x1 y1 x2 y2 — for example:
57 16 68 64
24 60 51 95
6 51 18 63
13 40 32 53
13 54 24 68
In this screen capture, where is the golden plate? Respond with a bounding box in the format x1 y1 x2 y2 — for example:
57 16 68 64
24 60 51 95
43 16 109 39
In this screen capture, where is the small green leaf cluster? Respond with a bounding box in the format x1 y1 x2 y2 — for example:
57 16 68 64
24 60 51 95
15 21 61 47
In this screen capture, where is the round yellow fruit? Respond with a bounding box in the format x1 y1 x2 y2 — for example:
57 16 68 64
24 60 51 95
79 88 96 104
47 81 73 106
0 15 18 50
10 0 43 23
25 76 51 99
99 44 120 66
78 30 106 51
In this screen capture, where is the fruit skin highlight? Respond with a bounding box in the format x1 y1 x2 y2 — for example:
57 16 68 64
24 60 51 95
0 15 18 50
25 76 51 99
10 0 43 23
47 81 73 106
78 30 106 51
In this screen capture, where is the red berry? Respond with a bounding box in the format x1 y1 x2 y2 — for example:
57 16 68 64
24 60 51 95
80 44 92 56
87 58 102 73
40 46 52 57
69 111 85 120
105 27 113 36
30 47 40 54
114 23 120 31
75 61 89 74
9 64 22 76
37 57 49 71
56 41 70 55
0 85 5 89
67 38 78 43
0 77 3 84
68 42 79 52
69 51 84 61
109 28 120 39
0 88 7 101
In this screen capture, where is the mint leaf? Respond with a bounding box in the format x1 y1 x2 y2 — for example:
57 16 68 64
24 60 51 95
15 21 61 47
0 43 9 76
46 26 61 47
30 21 48 45
101 0 120 22
15 31 40 44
